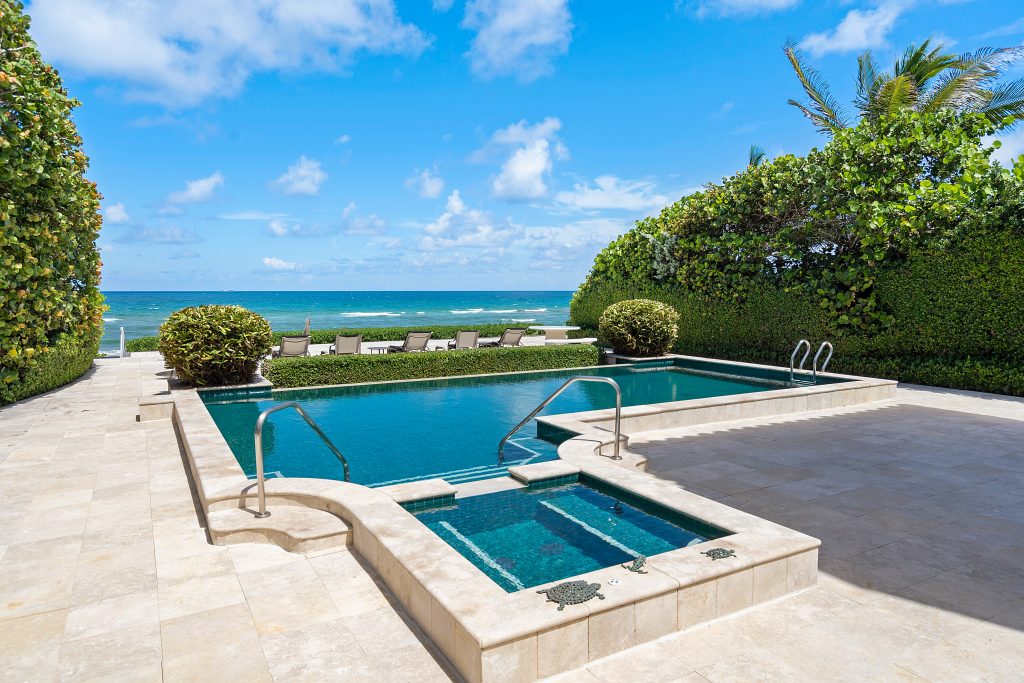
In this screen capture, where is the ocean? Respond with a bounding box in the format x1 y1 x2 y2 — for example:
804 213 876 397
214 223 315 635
100 290 574 351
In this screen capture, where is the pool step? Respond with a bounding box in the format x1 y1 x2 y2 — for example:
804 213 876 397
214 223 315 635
207 506 351 554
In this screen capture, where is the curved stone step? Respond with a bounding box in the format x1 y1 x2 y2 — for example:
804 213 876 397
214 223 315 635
207 506 350 554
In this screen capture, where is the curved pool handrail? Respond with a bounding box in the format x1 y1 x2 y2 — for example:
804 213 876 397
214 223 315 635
790 339 811 383
812 341 834 382
252 401 350 518
497 376 623 465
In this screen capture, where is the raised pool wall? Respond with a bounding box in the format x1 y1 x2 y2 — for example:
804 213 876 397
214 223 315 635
142 356 897 682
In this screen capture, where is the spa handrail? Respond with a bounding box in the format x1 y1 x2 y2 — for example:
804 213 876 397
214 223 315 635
252 402 349 518
497 376 622 465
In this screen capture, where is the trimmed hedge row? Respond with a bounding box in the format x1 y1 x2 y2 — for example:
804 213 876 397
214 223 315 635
6 329 99 403
570 231 1024 396
262 344 600 389
126 322 543 353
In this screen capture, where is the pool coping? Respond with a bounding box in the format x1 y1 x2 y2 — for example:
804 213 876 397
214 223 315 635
144 354 842 682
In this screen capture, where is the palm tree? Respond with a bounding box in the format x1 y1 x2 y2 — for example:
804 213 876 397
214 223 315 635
784 39 1024 134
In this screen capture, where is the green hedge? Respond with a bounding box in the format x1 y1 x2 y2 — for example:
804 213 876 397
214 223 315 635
6 329 99 403
262 344 600 389
570 231 1024 396
126 322 544 353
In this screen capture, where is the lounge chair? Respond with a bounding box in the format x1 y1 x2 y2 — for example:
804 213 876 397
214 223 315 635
447 330 480 350
275 335 310 357
387 331 432 353
329 334 361 355
480 328 526 348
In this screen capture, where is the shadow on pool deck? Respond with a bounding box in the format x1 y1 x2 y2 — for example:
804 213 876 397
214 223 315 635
632 402 1024 637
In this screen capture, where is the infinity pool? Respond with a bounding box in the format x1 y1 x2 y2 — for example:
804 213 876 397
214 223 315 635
202 361 785 487
413 478 728 591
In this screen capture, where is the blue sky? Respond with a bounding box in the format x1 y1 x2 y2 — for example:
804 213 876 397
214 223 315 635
24 0 1024 291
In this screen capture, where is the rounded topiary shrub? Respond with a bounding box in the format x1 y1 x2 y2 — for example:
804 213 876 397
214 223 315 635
158 306 272 386
599 299 679 357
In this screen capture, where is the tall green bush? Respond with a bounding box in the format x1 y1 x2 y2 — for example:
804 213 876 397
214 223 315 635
0 1 104 403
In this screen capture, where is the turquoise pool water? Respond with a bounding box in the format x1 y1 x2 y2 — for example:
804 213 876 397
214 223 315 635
413 479 727 592
202 362 780 487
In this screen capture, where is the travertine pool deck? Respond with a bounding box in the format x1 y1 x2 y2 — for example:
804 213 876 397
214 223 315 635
1 356 1022 682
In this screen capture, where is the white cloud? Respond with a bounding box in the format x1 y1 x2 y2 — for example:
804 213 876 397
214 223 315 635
481 118 567 200
117 226 199 243
346 213 387 235
405 165 445 198
262 256 298 271
555 176 670 212
27 0 430 106
433 0 455 11
988 129 1024 166
420 190 520 249
166 172 224 204
493 140 553 199
269 156 327 196
170 249 200 259
335 133 351 144
693 0 800 18
978 17 1024 40
523 218 631 270
266 218 335 238
462 0 572 82
104 202 129 224
799 1 909 57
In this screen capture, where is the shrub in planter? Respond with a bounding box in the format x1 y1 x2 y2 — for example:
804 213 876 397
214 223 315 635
158 306 272 386
599 299 679 357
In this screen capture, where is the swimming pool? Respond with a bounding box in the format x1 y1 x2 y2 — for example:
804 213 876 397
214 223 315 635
201 361 811 487
413 477 728 592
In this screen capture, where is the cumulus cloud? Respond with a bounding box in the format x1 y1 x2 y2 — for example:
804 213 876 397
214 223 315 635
693 0 800 18
799 1 908 57
555 176 670 212
335 133 351 144
405 165 445 198
433 0 455 11
266 218 335 238
462 0 572 82
262 256 298 271
27 0 430 106
217 210 286 221
166 172 223 204
420 190 520 250
104 202 129 224
523 218 630 270
481 118 567 200
269 156 327 196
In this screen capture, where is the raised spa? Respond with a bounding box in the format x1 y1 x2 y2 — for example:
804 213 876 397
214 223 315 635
411 476 729 592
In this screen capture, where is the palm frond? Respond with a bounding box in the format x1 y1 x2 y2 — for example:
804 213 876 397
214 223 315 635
748 145 767 167
979 78 1024 129
783 40 849 134
894 40 958 85
875 74 920 118
855 52 881 114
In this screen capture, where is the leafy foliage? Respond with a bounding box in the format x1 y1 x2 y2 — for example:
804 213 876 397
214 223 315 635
572 111 1024 395
787 38 1024 134
598 299 679 357
0 1 103 403
158 306 272 387
126 322 543 353
262 344 600 389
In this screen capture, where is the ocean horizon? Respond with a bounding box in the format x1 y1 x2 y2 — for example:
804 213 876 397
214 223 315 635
100 290 574 351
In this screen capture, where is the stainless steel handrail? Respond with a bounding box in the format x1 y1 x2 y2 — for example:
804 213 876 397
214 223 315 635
252 402 350 518
498 376 622 465
812 341 834 382
789 339 811 383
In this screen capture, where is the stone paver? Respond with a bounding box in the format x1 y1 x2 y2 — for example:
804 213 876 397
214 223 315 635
1 357 1022 682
